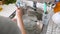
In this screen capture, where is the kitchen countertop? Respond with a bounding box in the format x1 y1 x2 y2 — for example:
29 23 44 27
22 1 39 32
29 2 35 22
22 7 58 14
0 4 16 17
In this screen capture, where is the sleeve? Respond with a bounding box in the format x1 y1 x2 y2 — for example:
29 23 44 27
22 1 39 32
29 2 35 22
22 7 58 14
0 16 21 34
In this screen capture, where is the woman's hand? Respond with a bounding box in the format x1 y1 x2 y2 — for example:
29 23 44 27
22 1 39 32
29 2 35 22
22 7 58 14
16 7 23 17
12 8 23 22
12 7 23 22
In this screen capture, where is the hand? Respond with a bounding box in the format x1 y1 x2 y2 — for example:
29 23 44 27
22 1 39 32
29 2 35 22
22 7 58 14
12 15 17 22
12 8 23 22
16 7 23 17
12 7 23 22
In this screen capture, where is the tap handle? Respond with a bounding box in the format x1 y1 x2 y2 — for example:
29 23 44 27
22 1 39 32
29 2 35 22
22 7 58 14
33 1 37 11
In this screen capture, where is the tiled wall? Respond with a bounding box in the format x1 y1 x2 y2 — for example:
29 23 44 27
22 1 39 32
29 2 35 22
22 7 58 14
22 0 54 3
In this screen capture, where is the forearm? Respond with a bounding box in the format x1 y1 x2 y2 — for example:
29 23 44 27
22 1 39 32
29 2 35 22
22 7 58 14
16 8 26 34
